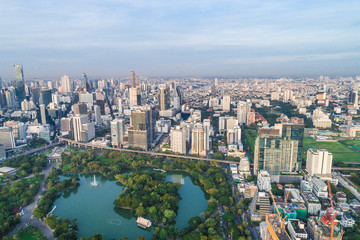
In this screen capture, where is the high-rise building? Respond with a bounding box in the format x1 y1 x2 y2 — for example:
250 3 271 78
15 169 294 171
222 95 231 112
72 115 89 142
237 101 247 125
94 105 101 125
129 87 141 106
191 124 207 157
40 104 47 124
0 127 15 149
83 73 90 92
73 103 88 115
5 87 16 108
14 64 25 103
170 126 186 154
111 118 125 147
131 71 136 87
349 90 358 106
60 74 72 94
128 107 155 150
40 87 52 107
159 87 170 111
254 123 305 175
21 99 30 111
306 149 333 175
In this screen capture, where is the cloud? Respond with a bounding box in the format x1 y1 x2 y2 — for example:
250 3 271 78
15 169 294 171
0 0 360 79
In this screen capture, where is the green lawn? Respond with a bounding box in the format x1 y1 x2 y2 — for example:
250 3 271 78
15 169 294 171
16 226 47 240
303 138 360 162
340 140 360 149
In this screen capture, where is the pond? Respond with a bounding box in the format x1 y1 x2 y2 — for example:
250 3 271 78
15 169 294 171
52 171 208 239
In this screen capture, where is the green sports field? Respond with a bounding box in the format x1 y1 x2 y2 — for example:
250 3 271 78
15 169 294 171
303 138 360 162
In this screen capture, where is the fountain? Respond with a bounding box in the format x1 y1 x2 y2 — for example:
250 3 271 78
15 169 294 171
90 175 99 187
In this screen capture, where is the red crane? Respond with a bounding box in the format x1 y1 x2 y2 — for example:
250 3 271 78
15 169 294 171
320 180 337 240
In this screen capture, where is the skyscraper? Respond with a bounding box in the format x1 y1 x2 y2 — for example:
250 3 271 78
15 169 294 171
159 87 170 111
129 87 141 106
40 104 47 124
40 88 52 107
222 95 231 112
191 124 207 157
306 149 333 175
60 74 72 94
170 126 187 154
111 118 125 147
72 115 88 142
254 122 305 175
14 64 25 102
5 87 16 108
349 90 358 106
237 101 247 125
128 109 151 150
94 105 101 125
131 71 136 87
83 73 90 92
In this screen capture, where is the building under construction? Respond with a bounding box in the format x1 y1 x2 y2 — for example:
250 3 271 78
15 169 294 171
250 191 271 221
260 214 291 240
307 217 344 240
275 202 307 220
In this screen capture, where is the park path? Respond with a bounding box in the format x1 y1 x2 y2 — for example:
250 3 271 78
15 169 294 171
9 149 62 239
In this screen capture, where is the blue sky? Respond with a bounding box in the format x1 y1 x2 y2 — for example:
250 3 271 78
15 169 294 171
0 0 360 80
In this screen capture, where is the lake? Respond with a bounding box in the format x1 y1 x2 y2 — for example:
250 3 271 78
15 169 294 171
52 171 208 239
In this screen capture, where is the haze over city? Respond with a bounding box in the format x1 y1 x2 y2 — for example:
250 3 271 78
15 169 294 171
1 0 360 79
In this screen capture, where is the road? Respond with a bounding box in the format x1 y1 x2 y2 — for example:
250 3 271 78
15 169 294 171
336 174 360 201
59 137 238 164
8 142 63 159
9 148 63 239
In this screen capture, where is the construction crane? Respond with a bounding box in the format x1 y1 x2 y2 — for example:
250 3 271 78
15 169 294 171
320 180 337 240
284 184 292 208
268 189 286 229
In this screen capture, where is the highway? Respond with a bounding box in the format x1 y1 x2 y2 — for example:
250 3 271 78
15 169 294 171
58 137 238 164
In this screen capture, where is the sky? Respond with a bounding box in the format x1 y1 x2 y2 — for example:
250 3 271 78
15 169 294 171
0 0 360 80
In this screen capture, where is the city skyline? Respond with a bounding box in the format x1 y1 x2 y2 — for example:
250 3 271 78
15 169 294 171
1 0 360 79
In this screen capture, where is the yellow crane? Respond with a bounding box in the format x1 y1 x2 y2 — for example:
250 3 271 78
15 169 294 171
284 184 292 208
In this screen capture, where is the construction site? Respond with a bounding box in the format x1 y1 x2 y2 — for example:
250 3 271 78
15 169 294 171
307 216 343 240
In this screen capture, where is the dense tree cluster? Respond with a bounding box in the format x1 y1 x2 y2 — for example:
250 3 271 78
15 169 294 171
2 154 47 179
114 171 181 239
45 216 78 240
0 175 43 237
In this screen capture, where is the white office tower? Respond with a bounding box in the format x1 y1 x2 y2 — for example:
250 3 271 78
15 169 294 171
0 127 15 149
237 101 247 125
170 126 187 154
72 115 89 142
226 117 238 131
52 92 59 105
111 118 125 147
40 104 47 124
222 95 231 112
306 149 333 175
94 105 101 125
21 99 30 111
214 78 218 86
257 170 271 192
60 74 72 94
191 124 208 157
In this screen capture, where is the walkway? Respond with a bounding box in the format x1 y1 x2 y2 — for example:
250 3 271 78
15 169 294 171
10 161 58 239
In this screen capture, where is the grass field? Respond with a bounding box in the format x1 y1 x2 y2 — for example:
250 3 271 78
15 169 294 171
16 226 47 240
303 138 360 162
